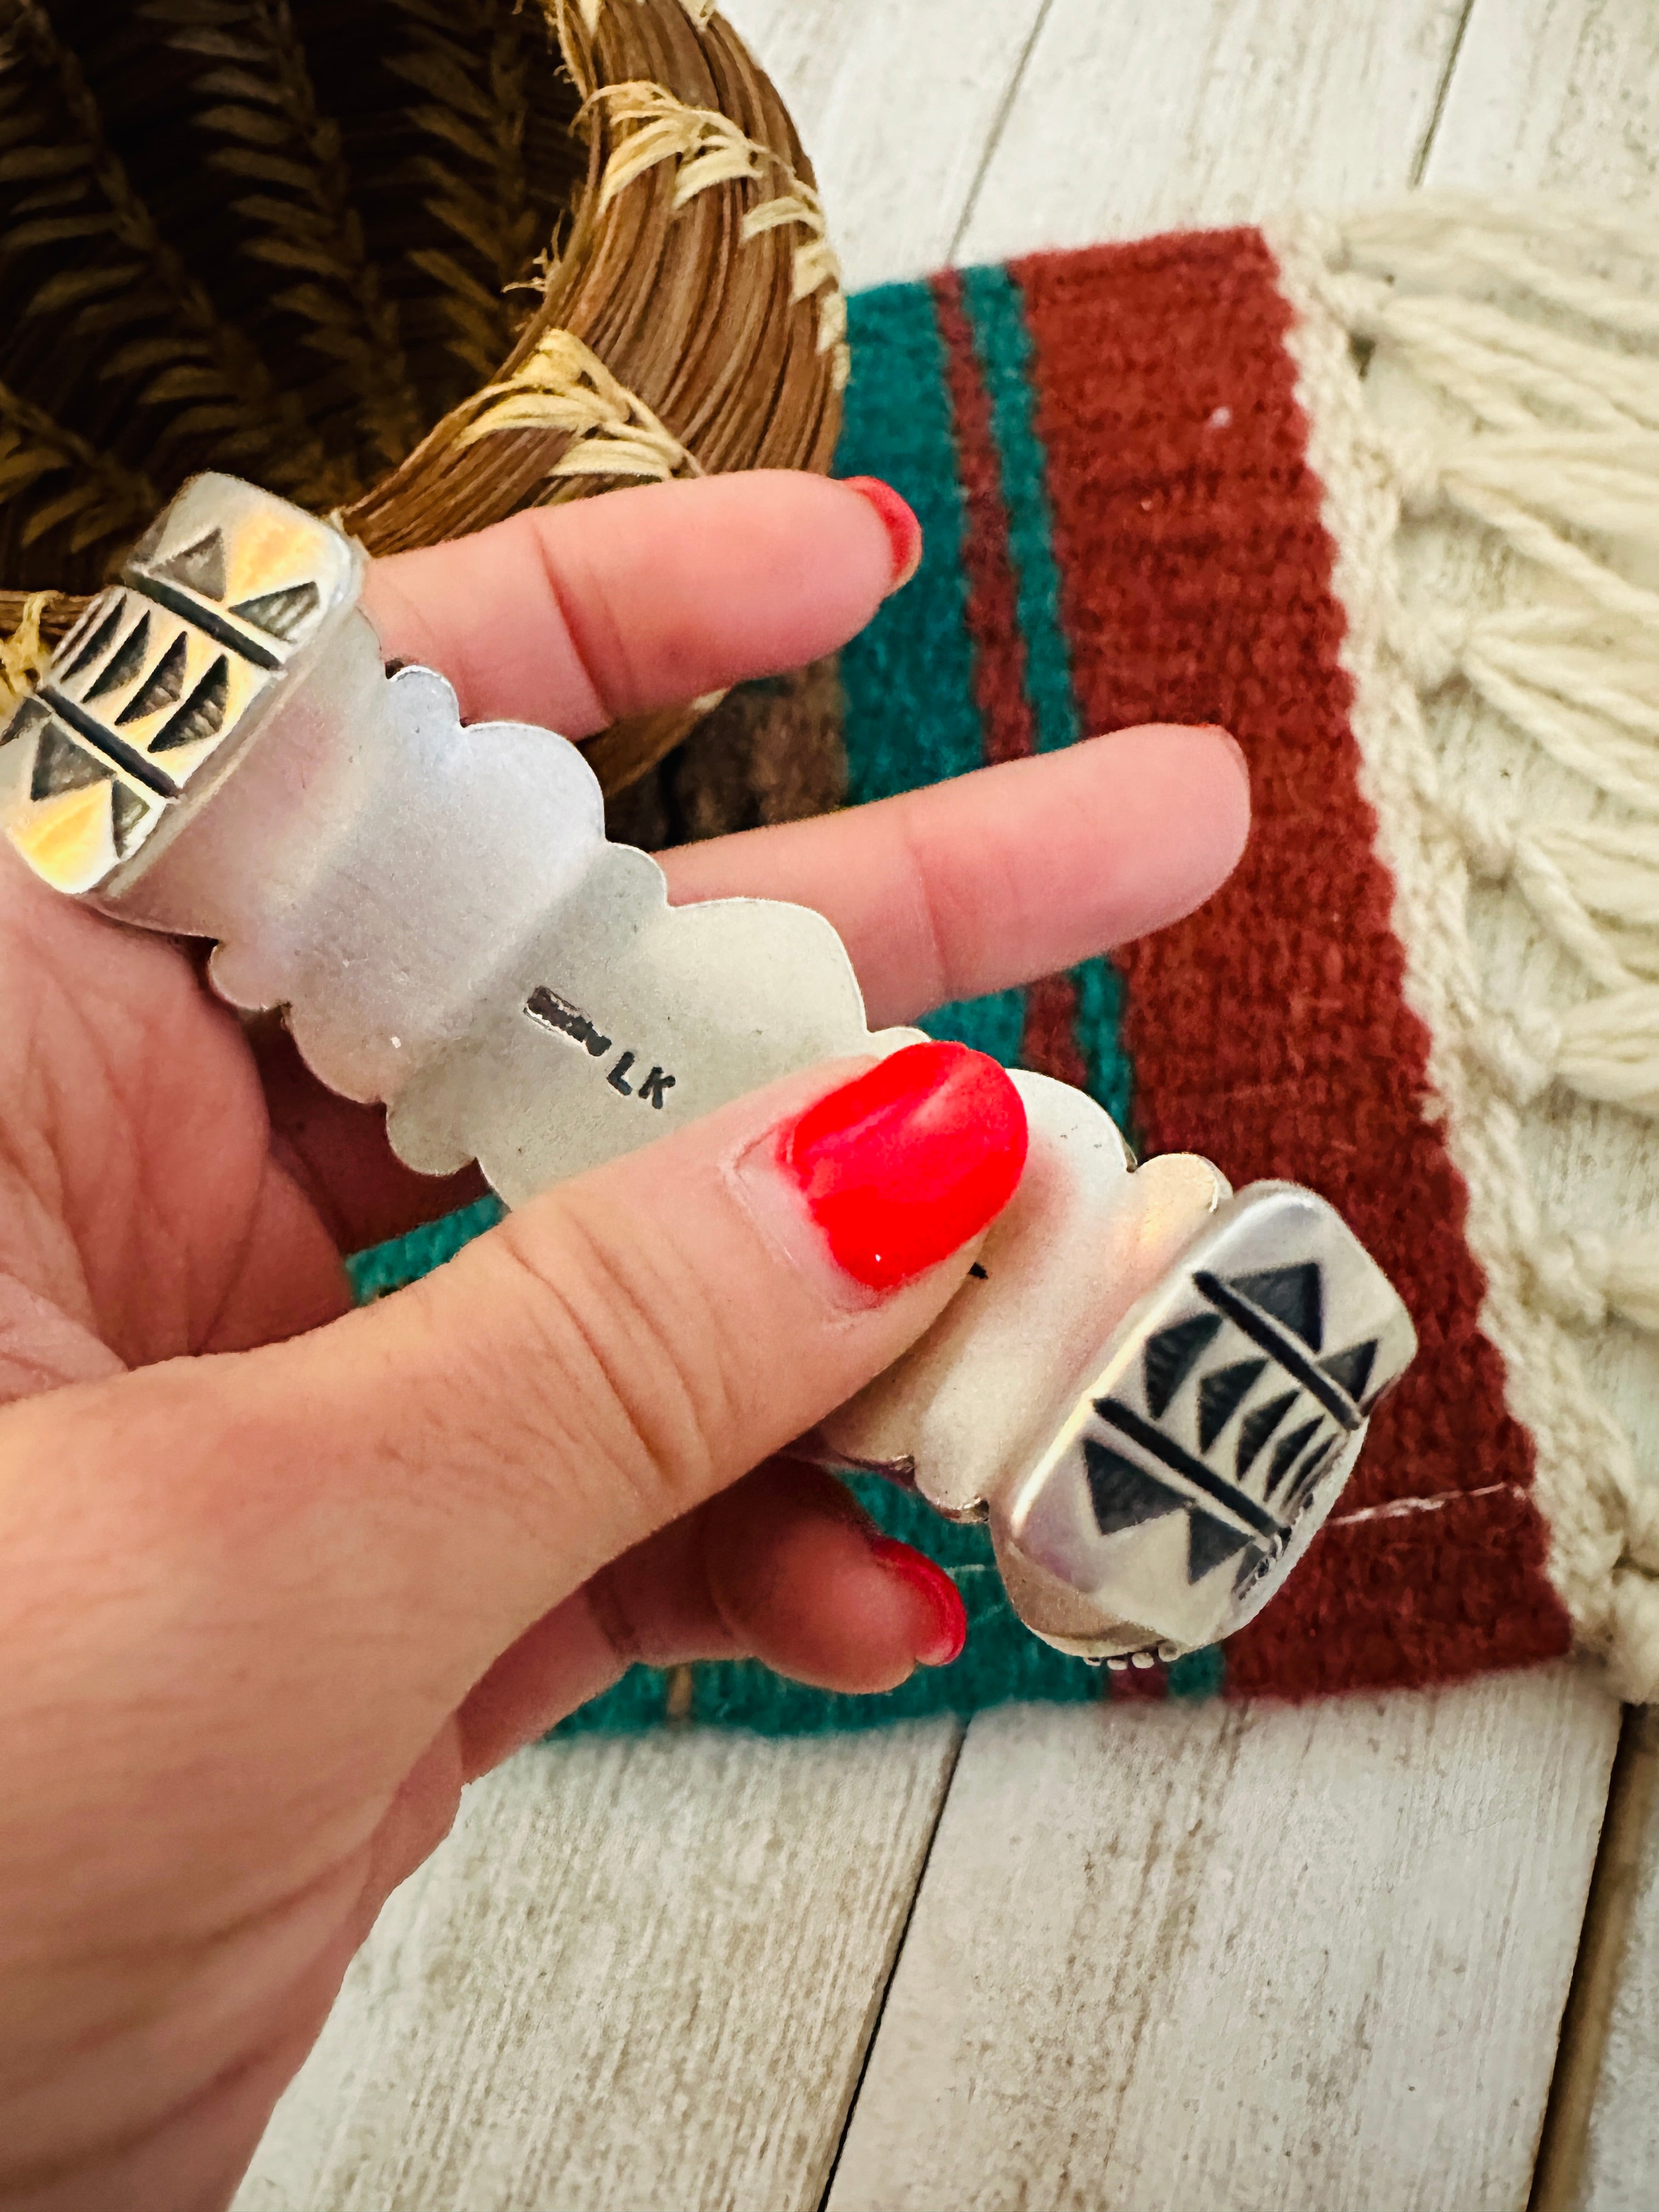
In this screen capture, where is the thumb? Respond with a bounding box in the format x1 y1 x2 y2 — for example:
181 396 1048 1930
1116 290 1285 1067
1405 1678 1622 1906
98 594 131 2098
3 1042 1023 1763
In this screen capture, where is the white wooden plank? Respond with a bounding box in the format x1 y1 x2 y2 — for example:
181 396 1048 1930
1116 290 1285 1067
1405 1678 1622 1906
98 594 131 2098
1539 1709 1659 2212
829 1667 1621 2212
955 0 1469 266
1576 1709 1659 2212
234 1720 960 2212
1424 0 1659 205
721 0 1050 290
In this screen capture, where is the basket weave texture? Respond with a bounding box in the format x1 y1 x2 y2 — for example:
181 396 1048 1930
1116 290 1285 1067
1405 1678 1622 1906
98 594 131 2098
0 0 846 791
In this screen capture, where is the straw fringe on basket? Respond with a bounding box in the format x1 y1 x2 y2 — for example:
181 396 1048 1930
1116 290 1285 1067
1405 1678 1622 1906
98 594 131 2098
0 0 844 795
1269 196 1659 1697
586 80 848 379
455 325 702 483
0 585 49 708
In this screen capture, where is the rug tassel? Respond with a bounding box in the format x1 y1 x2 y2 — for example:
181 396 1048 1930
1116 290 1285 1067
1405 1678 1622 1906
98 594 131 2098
1339 198 1659 1125
1453 621 1659 820
1303 198 1659 1687
1532 1223 1659 1335
1488 984 1659 1119
1425 785 1659 991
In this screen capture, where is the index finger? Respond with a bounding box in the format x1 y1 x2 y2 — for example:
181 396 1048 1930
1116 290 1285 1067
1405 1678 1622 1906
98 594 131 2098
363 472 906 735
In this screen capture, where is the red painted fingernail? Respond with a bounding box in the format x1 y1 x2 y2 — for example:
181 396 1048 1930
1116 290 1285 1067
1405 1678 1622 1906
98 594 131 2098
843 476 923 591
869 1537 968 1667
778 1042 1027 1291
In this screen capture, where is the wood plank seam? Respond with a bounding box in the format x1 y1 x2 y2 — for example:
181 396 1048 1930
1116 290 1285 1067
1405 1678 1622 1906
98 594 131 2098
946 0 1059 268
1408 0 1480 186
815 1722 972 2211
1531 1706 1659 2212
826 1671 1620 2212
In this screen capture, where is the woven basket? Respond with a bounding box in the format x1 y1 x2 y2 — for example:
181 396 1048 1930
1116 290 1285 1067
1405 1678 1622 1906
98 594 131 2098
0 0 847 793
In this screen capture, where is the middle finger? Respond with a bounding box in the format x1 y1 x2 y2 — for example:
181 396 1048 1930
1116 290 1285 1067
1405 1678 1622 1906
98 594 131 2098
662 723 1249 1027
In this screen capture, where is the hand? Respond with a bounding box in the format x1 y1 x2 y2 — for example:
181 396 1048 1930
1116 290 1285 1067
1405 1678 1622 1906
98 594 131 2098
0 472 1248 2210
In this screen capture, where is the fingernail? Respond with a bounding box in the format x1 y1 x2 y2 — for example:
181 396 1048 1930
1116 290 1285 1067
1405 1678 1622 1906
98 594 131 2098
869 1537 968 1666
778 1041 1028 1291
844 476 923 592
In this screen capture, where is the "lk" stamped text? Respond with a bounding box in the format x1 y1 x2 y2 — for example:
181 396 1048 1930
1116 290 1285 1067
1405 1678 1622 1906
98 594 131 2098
524 985 676 1110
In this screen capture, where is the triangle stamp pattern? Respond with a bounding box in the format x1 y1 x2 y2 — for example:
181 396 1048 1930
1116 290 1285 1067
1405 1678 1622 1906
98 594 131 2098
1084 1438 1187 1537
1229 1261 1323 1349
1142 1312 1222 1420
154 529 228 602
1198 1357 1266 1452
1048 1198 1416 1655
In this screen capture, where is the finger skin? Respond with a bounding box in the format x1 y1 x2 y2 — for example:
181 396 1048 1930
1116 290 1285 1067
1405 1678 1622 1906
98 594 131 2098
362 473 902 736
455 1462 951 1779
0 469 1255 2206
0 1052 1014 2199
663 724 1249 1026
269 476 1246 1254
0 1056 1001 1823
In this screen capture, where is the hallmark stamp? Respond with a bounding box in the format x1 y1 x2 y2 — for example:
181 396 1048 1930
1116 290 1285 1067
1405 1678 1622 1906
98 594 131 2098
525 985 675 1109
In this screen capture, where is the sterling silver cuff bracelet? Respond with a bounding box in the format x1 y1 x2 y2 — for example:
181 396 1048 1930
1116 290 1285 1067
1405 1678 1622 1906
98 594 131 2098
0 474 1418 1667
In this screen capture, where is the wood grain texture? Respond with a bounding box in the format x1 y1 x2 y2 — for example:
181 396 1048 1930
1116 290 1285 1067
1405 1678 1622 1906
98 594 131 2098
234 1722 960 2212
1575 1709 1659 2211
828 1667 1620 2212
1426 0 1659 205
1536 1710 1659 2212
955 0 1469 266
722 0 1050 290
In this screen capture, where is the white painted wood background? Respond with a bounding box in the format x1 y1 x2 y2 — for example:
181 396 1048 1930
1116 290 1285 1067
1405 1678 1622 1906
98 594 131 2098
238 4 1659 2207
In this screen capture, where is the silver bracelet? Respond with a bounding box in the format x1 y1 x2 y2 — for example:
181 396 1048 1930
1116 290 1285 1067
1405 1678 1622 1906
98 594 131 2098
0 473 1416 1668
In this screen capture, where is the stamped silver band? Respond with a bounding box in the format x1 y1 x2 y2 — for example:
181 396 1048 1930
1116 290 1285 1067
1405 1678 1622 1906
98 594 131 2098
0 474 1418 1663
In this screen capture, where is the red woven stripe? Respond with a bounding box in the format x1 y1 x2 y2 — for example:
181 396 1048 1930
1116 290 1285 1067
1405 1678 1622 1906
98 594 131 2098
1226 1489 1561 1698
1012 228 1571 1692
932 273 1096 1098
932 268 1035 768
1107 1660 1170 1703
1020 971 1091 1090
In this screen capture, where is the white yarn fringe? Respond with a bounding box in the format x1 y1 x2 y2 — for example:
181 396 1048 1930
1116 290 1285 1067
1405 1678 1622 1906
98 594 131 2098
1269 196 1659 1698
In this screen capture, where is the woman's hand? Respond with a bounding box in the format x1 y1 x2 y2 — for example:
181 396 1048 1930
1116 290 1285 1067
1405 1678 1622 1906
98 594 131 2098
0 472 1248 2210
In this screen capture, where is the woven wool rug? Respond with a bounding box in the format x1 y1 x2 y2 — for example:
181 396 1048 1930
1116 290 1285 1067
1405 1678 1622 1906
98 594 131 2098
354 198 1659 1731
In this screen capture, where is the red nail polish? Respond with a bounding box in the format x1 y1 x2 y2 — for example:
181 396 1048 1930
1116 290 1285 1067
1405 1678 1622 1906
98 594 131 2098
779 1041 1027 1291
870 1537 968 1667
843 476 923 591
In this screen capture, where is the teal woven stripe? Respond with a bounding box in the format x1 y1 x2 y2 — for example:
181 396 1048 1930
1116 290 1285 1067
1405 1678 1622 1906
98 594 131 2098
918 984 1026 1065
1073 954 1136 1148
346 1192 504 1302
835 283 985 800
960 263 1081 757
1169 1645 1226 1700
